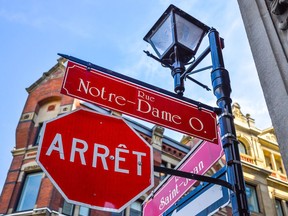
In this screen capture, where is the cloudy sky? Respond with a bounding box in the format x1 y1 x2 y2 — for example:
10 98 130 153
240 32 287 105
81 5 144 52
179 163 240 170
0 1 271 194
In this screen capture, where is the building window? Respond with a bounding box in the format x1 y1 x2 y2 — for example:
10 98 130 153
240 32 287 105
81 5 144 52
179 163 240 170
16 172 43 212
275 155 284 174
238 141 247 155
245 184 259 213
111 211 125 216
79 206 89 216
62 200 74 215
275 199 284 216
33 123 43 146
35 98 61 126
62 200 90 216
130 201 142 216
264 151 273 170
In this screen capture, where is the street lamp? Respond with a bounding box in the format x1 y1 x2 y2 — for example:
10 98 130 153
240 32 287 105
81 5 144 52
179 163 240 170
143 4 209 95
144 4 250 216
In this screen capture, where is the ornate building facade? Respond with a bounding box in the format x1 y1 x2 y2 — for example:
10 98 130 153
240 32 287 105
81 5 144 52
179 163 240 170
232 103 288 215
0 59 287 215
237 0 288 176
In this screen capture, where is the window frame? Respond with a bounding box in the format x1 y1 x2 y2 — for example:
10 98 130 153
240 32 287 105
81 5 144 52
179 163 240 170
62 200 75 215
111 210 125 216
62 200 91 216
33 122 43 146
130 201 142 216
15 172 43 212
238 141 247 155
275 198 284 216
245 183 260 213
79 205 90 216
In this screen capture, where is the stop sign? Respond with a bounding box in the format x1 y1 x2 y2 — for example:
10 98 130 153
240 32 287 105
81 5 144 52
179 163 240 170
36 109 154 212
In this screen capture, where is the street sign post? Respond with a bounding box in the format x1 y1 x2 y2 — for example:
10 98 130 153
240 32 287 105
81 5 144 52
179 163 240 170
164 168 230 216
142 139 224 216
141 5 250 214
36 109 154 212
60 59 218 144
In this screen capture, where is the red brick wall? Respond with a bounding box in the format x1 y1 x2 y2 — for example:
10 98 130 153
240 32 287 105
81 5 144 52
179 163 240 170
0 184 14 213
16 68 74 149
0 63 76 214
36 176 54 208
49 187 63 211
16 121 35 149
0 155 24 213
7 181 21 212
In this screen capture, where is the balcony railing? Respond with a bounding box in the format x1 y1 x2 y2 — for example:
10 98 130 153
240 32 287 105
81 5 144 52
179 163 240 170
271 170 287 182
240 154 255 164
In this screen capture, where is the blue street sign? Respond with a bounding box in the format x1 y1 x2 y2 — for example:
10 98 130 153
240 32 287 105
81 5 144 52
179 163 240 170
164 167 230 216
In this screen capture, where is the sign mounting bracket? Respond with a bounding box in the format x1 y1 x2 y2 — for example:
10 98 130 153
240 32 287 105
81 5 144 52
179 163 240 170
154 165 233 191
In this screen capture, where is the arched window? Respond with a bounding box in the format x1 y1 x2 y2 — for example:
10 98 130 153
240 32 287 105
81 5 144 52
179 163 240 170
238 141 247 155
35 97 61 126
33 97 61 146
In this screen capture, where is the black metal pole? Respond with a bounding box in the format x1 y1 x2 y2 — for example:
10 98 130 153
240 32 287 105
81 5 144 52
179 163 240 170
209 28 250 216
154 165 233 190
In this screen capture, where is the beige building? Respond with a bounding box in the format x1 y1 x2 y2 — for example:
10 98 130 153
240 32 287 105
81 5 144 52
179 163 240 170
237 0 288 177
232 103 288 215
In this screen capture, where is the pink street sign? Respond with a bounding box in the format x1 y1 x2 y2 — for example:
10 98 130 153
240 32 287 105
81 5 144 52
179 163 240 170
143 140 224 216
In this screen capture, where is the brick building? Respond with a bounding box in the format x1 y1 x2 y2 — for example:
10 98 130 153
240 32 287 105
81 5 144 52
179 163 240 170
0 58 189 215
0 58 287 215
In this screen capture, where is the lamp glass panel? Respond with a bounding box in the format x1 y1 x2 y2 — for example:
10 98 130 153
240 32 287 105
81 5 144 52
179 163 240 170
150 13 173 56
175 14 204 51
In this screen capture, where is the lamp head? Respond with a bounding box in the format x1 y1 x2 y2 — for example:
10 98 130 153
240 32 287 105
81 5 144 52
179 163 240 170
144 4 210 65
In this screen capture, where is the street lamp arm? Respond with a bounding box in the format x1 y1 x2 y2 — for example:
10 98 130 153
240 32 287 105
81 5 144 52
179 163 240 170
180 36 223 80
143 50 173 69
183 65 213 77
180 46 211 80
186 76 211 91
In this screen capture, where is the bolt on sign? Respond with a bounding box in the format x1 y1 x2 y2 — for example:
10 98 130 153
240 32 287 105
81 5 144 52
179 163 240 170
61 60 218 144
36 109 154 212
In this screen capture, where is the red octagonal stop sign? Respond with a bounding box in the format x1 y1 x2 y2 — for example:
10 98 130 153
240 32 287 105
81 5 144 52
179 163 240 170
36 109 154 212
